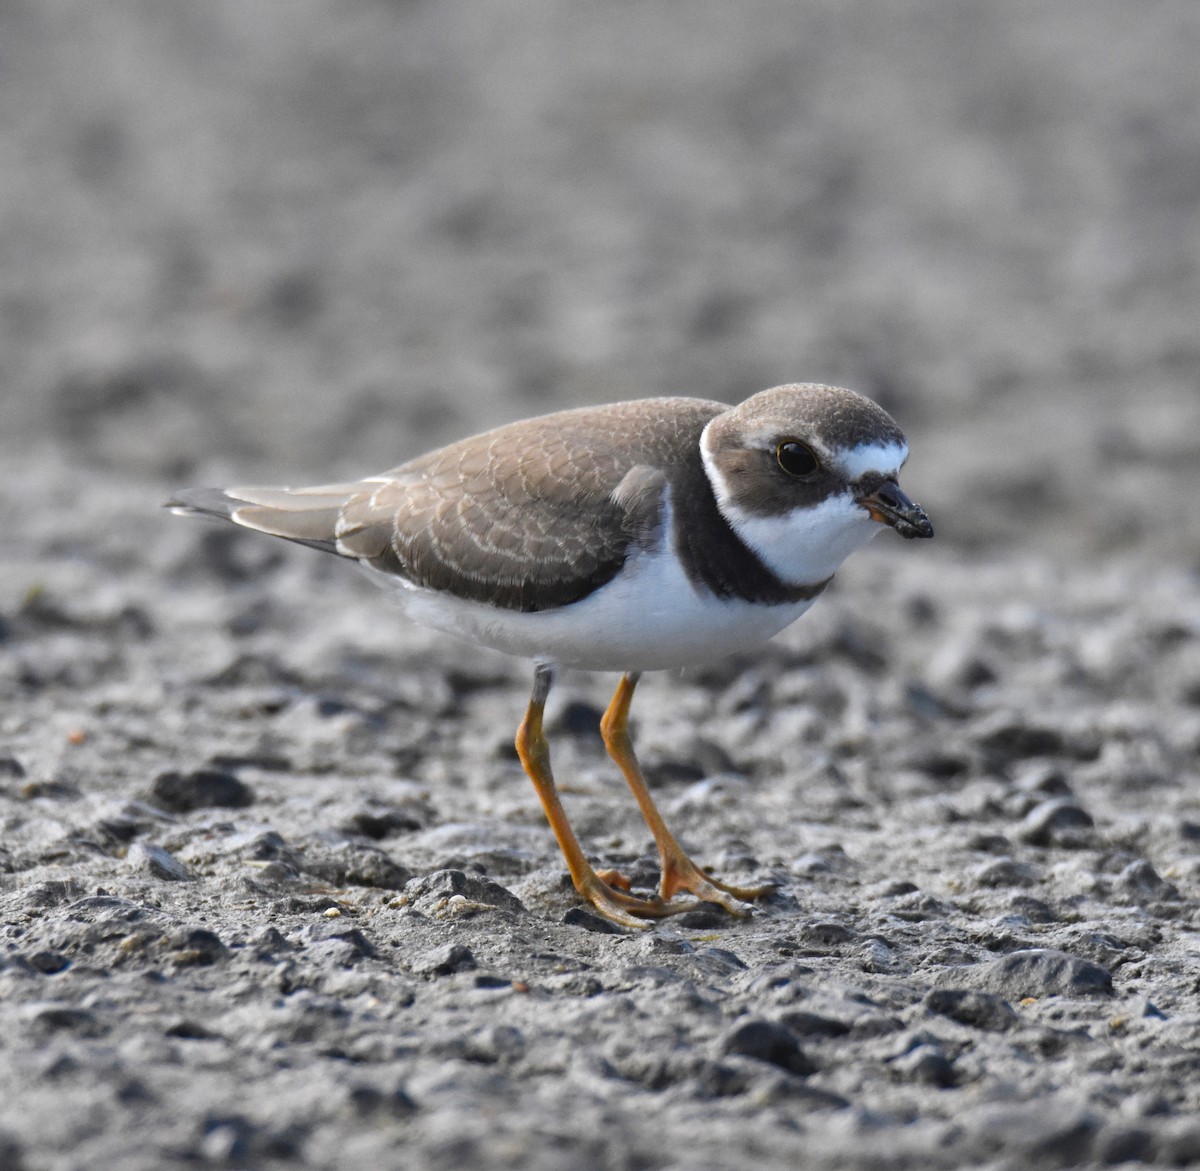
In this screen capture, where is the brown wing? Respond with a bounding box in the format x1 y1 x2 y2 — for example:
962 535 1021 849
168 397 728 613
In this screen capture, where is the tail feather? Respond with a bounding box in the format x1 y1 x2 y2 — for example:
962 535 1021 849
166 485 356 555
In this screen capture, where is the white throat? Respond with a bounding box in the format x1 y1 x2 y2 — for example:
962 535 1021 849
699 427 896 585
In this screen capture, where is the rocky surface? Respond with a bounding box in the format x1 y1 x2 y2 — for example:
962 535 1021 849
2 3 1200 1169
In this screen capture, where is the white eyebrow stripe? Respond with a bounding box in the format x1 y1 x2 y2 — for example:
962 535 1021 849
838 441 908 480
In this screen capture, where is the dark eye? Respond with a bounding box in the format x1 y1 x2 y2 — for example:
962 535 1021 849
776 440 819 478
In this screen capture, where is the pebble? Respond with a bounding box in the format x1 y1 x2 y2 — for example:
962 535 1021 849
954 949 1113 998
411 943 477 977
149 768 254 813
923 988 1017 1032
402 869 526 916
1018 799 1095 847
302 842 411 891
720 1020 816 1077
890 1043 956 1088
126 843 192 882
973 714 1067 760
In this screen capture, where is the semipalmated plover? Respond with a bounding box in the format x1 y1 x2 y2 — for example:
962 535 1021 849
169 383 932 928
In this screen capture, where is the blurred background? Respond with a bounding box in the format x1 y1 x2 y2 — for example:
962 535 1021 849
2 0 1198 562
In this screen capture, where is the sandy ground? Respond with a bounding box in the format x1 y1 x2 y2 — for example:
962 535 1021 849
3 3 1200 1168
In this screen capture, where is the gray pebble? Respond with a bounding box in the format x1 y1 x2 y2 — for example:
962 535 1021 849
412 943 477 977
126 842 192 882
890 1043 956 1088
403 869 526 916
1019 798 1094 847
720 1019 815 1077
923 988 1017 1032
952 948 1113 998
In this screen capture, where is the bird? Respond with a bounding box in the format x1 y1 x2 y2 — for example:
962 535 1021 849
167 383 932 929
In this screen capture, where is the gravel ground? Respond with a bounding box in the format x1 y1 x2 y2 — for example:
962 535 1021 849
3 4 1200 1169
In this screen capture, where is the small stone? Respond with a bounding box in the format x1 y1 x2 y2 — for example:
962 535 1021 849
547 699 605 739
562 906 630 934
27 951 70 974
303 843 411 891
924 988 1017 1032
165 928 228 966
1115 859 1179 902
1019 799 1094 847
33 1006 109 1039
777 1010 851 1038
974 716 1066 761
347 1083 418 1119
956 948 1113 998
796 921 856 949
0 1131 24 1171
412 943 476 977
0 757 27 779
971 857 1041 888
891 1043 956 1087
463 1024 526 1064
1098 1127 1154 1165
165 1019 223 1040
403 869 525 916
720 1019 815 1076
126 843 192 882
1014 764 1074 798
150 769 254 813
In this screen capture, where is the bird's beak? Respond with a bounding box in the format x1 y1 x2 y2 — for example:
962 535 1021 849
857 481 934 540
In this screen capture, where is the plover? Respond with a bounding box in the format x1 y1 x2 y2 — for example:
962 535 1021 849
168 383 932 928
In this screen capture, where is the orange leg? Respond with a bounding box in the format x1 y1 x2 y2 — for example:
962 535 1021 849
515 665 686 929
600 672 774 914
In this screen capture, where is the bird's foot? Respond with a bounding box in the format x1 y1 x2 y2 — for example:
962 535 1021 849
658 853 774 916
576 872 696 930
594 867 633 892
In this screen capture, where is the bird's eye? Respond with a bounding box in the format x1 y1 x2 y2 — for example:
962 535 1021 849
776 440 819 478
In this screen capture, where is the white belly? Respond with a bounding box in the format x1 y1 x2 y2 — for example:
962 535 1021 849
363 541 819 672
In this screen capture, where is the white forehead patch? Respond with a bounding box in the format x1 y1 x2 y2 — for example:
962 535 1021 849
837 440 909 481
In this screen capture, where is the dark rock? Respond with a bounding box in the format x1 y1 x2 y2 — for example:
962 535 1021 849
343 808 423 839
0 757 27 779
777 1009 851 1038
208 753 292 773
26 951 70 974
1098 1126 1154 1165
412 943 476 977
563 906 630 933
955 948 1113 998
1014 765 1074 798
33 1006 109 1039
1019 799 1095 846
924 988 1017 1031
1009 895 1058 923
150 768 254 812
971 857 1041 888
548 699 605 739
0 1131 24 1171
975 717 1066 760
891 1043 957 1087
721 1019 815 1076
166 928 228 966
165 1019 223 1040
347 1083 418 1119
